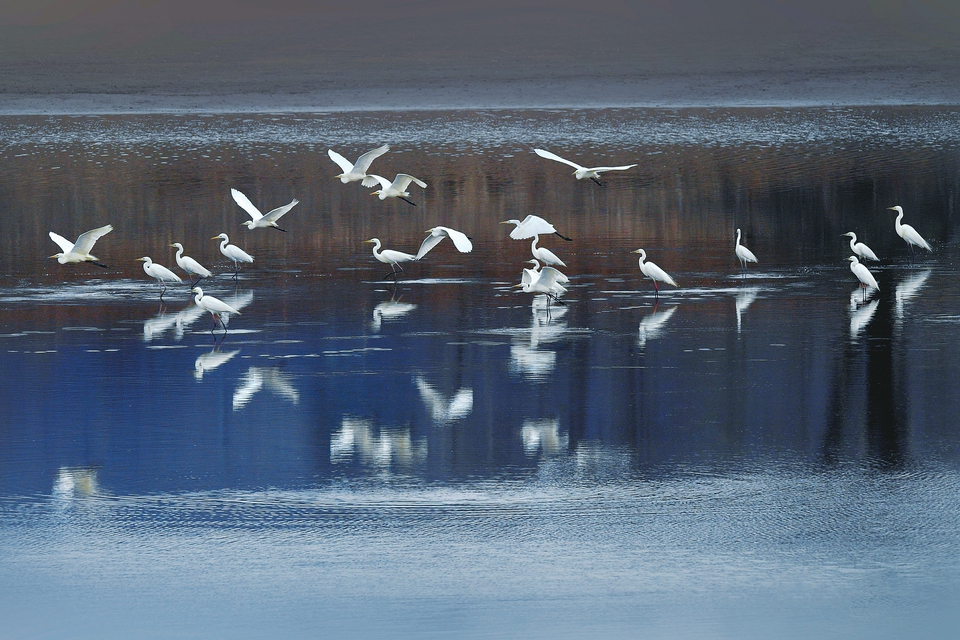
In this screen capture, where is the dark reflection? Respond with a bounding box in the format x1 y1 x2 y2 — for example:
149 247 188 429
863 287 907 467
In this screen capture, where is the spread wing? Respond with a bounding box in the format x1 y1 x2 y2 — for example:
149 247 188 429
392 174 427 190
72 225 113 255
537 267 566 291
510 215 556 240
353 144 390 174
327 149 354 173
49 231 75 253
438 226 472 253
593 164 638 173
521 268 538 287
415 233 445 260
534 149 585 171
368 174 393 190
231 188 263 221
262 198 300 222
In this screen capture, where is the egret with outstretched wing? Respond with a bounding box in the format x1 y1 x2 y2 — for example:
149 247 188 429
231 188 299 232
328 145 390 187
499 215 572 241
415 226 473 260
48 224 113 267
534 148 637 186
369 174 427 205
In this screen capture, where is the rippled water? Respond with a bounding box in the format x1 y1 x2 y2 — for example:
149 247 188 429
1 108 960 638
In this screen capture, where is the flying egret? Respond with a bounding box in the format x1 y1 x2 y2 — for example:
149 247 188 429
212 233 254 277
527 258 569 284
170 242 212 286
192 286 241 336
231 188 299 232
48 224 113 268
515 265 567 306
500 215 572 241
369 174 427 205
848 256 879 300
735 229 758 274
328 145 390 187
841 232 879 262
533 148 637 186
530 234 566 267
415 226 473 260
365 238 417 279
137 256 182 298
888 206 932 253
632 249 678 298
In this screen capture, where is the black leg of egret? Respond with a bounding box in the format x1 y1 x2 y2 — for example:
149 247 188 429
591 177 603 187
272 226 287 233
555 232 573 242
91 261 111 269
400 197 417 206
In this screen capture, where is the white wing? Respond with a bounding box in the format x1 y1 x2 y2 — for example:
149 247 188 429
534 149 585 171
49 232 75 253
510 215 557 240
521 267 538 287
262 198 299 222
391 174 427 190
537 267 566 291
415 233 445 260
368 174 393 190
353 144 390 174
438 227 472 253
72 225 113 255
592 164 638 173
327 149 354 173
361 175 382 188
231 188 263 221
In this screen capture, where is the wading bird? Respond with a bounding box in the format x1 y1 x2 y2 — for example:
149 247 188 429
533 148 637 186
633 249 678 298
369 174 427 205
841 232 879 262
515 265 567 307
170 242 212 286
848 256 879 301
526 258 569 284
365 238 417 279
48 224 113 268
328 145 390 187
212 233 254 277
415 226 473 260
137 256 182 298
735 229 758 274
231 188 299 232
888 206 932 253
500 215 572 241
192 286 241 336
530 234 566 267
520 260 568 297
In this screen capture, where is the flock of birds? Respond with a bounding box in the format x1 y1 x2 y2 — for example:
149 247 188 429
47 144 935 335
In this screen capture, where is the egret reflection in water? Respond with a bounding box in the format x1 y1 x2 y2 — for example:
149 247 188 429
194 348 240 380
637 304 678 348
414 375 473 425
735 287 760 335
895 269 932 326
510 298 569 381
233 366 300 411
143 301 205 342
521 418 567 457
52 467 101 501
850 299 880 339
330 417 427 468
371 291 417 332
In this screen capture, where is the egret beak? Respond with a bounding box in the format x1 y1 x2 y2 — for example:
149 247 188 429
364 239 375 244
886 207 897 211
498 221 510 225
631 249 642 254
48 254 59 259
512 283 523 288
169 244 177 248
136 257 146 262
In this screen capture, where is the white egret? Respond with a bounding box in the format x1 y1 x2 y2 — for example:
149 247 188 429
530 234 566 267
500 215 572 241
137 256 182 298
516 265 567 306
192 286 241 335
328 145 390 187
231 188 299 232
888 205 932 253
735 229 758 273
633 249 678 298
369 173 427 205
415 226 473 260
533 148 637 186
841 232 879 262
212 233 254 277
365 238 417 279
170 242 212 286
848 256 879 300
527 258 569 284
520 261 567 297
48 224 113 268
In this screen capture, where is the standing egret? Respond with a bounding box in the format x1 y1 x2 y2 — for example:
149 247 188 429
530 235 566 267
328 145 390 186
500 215 572 241
888 206 932 253
533 148 637 186
632 249 678 298
415 226 473 260
170 242 212 286
369 174 427 205
192 287 241 337
365 238 417 280
848 256 879 300
520 260 567 296
212 233 254 278
231 188 299 232
515 265 567 306
735 229 758 274
841 232 879 262
48 224 113 268
137 257 182 299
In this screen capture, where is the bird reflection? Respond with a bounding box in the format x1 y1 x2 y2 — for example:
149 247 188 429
734 287 759 335
849 285 878 309
510 298 568 380
414 375 473 425
895 269 932 325
217 289 254 327
850 299 880 339
330 417 427 468
637 304 678 348
194 347 240 380
233 366 300 410
371 290 417 332
52 467 101 501
143 302 205 342
521 419 567 457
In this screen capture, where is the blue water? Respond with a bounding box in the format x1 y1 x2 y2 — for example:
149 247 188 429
1 108 959 638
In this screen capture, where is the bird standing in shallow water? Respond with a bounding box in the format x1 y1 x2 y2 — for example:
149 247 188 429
212 233 254 278
841 232 879 262
848 256 879 301
170 243 212 286
365 238 417 280
888 205 932 254
633 249 678 298
137 256 181 299
192 287 241 338
735 229 758 275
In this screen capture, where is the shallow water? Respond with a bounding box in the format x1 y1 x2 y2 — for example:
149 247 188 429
1 108 960 638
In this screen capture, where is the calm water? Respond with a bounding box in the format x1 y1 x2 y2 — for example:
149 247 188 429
2 108 960 638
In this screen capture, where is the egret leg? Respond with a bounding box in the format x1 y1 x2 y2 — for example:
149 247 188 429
399 197 417 206
653 279 660 299
555 232 573 241
91 261 111 269
590 177 603 187
271 226 287 233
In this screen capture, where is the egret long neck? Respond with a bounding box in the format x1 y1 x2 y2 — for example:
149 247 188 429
531 235 539 252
